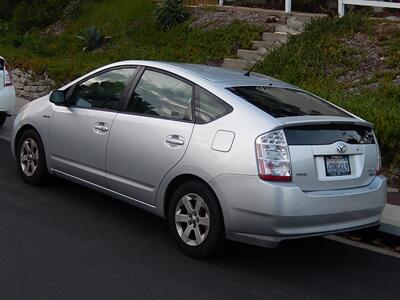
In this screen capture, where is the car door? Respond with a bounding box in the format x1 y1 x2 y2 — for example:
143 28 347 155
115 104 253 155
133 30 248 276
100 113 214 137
49 67 137 186
106 68 195 206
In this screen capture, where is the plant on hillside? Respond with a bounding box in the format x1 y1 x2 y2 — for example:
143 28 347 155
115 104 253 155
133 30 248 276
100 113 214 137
155 0 187 30
12 0 70 33
77 25 111 51
63 0 82 20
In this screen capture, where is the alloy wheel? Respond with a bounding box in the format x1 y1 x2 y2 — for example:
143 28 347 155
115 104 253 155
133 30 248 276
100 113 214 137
175 193 211 247
20 138 39 177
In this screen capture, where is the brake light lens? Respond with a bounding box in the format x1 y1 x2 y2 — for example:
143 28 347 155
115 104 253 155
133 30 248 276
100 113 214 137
256 129 292 181
4 63 13 87
373 131 382 176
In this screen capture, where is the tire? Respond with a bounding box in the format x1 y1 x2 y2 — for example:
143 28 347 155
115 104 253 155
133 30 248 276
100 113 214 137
168 180 225 258
0 112 6 127
16 129 49 185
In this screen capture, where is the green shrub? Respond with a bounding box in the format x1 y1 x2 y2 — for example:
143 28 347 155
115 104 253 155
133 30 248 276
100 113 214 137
63 0 82 20
0 20 10 36
21 31 58 56
155 0 187 30
0 0 14 20
77 25 109 51
12 0 70 33
0 20 23 48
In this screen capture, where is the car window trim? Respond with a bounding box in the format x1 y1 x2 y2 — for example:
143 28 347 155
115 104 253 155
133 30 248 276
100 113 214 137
120 66 195 123
65 65 139 112
194 85 233 125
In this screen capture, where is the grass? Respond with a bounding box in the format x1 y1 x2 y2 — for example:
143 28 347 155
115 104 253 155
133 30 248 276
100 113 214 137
255 14 400 166
0 0 263 85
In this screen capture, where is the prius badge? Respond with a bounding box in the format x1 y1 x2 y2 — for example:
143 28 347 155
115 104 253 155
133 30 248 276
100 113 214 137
336 141 347 153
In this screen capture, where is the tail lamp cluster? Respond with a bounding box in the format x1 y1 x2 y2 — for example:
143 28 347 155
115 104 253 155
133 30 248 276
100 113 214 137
255 129 292 182
3 63 13 87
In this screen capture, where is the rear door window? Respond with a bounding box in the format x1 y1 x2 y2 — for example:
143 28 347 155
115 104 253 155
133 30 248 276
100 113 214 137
228 86 350 118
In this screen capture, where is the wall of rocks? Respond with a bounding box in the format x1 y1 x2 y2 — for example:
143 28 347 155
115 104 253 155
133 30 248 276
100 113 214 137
12 69 54 100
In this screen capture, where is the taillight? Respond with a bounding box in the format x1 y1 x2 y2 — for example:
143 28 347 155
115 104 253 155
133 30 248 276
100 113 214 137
373 131 382 176
4 63 13 87
255 129 292 181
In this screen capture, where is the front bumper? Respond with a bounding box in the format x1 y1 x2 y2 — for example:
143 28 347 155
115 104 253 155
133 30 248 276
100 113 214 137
210 175 387 248
0 86 16 114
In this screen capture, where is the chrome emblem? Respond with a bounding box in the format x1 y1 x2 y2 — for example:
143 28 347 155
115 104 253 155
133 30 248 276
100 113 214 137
336 141 347 153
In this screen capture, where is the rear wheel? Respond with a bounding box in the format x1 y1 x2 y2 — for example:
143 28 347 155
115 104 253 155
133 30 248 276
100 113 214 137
16 129 49 185
168 180 224 258
0 112 6 127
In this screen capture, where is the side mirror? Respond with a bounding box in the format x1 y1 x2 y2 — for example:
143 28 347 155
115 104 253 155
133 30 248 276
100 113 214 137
50 90 66 105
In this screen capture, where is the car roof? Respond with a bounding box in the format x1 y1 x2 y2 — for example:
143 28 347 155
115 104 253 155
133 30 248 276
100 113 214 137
112 60 296 89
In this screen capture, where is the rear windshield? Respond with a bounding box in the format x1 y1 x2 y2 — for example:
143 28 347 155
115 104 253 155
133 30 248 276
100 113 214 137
227 86 350 118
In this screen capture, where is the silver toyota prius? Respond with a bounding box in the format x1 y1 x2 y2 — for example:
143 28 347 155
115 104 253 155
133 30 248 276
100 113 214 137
11 61 387 257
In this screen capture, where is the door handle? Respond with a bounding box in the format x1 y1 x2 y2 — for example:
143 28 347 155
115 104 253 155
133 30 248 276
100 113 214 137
165 135 185 146
93 122 109 134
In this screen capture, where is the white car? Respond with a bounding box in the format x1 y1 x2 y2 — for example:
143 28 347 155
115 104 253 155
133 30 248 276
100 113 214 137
0 56 16 127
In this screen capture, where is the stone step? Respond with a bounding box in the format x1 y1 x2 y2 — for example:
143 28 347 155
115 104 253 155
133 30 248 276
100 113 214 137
222 58 249 70
251 40 275 50
237 49 266 62
262 32 288 43
275 24 302 35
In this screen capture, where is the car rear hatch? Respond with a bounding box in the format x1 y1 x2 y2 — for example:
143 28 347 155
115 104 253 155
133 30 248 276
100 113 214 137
281 117 378 191
0 57 4 91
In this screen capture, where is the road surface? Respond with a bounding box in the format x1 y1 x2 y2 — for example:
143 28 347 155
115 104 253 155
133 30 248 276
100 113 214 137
0 139 399 299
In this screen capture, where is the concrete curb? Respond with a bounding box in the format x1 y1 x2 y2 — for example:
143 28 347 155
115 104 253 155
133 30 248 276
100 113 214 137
380 203 400 237
326 235 400 258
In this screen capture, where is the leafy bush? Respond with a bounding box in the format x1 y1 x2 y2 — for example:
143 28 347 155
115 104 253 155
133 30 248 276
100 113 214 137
12 0 70 33
77 25 109 51
21 31 58 56
155 0 187 30
63 0 82 20
0 0 14 20
0 20 23 47
0 20 10 36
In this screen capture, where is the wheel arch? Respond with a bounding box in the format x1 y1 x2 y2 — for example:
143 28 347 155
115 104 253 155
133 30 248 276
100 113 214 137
14 124 40 155
163 174 224 226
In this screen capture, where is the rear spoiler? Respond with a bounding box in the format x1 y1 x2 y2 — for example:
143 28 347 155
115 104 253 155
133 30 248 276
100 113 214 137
278 116 374 129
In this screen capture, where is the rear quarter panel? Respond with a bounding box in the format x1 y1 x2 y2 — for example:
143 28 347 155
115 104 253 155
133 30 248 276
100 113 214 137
154 85 283 219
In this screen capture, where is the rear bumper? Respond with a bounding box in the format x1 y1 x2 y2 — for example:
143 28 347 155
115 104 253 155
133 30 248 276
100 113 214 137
0 86 16 114
226 222 380 248
210 175 387 247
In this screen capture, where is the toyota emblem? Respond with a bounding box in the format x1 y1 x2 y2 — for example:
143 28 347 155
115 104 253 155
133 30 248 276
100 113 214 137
336 141 347 153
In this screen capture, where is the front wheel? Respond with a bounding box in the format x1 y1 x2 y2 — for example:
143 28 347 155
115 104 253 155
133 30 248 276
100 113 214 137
0 112 6 127
16 129 49 185
168 180 224 258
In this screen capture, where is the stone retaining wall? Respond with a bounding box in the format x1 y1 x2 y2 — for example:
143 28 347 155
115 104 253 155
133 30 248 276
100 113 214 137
12 69 54 100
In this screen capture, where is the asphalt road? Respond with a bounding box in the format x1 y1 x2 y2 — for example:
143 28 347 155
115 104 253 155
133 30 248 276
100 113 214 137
0 139 399 300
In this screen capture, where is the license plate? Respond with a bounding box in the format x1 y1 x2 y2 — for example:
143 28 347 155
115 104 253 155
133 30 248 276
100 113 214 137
324 155 351 177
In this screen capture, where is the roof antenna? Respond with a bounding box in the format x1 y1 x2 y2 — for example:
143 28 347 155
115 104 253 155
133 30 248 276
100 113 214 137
244 40 279 77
